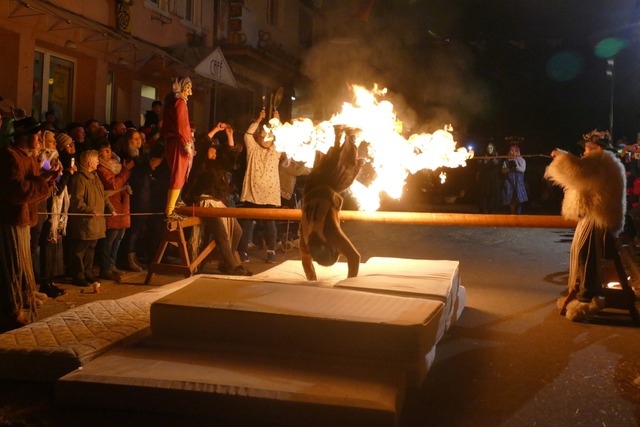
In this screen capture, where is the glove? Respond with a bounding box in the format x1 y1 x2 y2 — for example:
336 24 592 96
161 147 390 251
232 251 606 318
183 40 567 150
182 143 194 157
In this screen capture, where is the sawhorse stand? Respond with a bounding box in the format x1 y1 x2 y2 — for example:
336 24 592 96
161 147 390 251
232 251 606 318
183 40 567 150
144 217 216 285
559 235 639 324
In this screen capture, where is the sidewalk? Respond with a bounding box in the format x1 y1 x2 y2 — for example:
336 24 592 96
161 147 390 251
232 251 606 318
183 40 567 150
36 243 302 322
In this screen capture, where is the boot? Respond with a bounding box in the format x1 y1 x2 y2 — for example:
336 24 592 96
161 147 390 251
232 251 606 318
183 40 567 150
127 252 143 272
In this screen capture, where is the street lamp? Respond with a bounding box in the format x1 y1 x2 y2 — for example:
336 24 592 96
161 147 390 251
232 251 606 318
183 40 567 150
606 58 614 137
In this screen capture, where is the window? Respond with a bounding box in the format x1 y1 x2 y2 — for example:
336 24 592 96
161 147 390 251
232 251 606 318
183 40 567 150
171 0 193 21
267 0 279 26
144 0 167 12
184 0 194 21
106 70 114 125
145 0 162 8
146 0 199 26
140 84 158 125
32 50 75 127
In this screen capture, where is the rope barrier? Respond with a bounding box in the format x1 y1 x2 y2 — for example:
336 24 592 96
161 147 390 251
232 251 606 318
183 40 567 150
37 212 164 216
469 154 552 160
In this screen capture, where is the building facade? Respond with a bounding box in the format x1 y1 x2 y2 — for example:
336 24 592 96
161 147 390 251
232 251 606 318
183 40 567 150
0 0 324 133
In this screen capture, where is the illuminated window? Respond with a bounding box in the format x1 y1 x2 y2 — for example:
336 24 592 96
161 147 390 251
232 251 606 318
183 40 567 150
106 70 114 124
32 50 75 127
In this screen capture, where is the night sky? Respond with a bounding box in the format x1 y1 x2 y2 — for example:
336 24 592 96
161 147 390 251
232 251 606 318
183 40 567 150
306 0 640 154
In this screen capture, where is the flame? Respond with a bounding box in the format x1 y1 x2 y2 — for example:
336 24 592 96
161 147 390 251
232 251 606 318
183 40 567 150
271 84 471 211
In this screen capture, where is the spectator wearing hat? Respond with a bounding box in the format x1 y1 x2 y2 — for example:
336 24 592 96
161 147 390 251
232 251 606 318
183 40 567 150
0 116 61 332
56 133 78 195
546 130 627 321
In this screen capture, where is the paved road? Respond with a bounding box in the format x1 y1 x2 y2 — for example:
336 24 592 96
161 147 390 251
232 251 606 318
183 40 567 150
1 221 639 426
343 222 639 427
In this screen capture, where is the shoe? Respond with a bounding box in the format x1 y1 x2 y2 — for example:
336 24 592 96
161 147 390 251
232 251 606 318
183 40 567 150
165 211 186 222
72 278 91 287
40 281 65 298
565 297 605 322
175 200 186 208
100 270 122 282
112 266 125 274
219 264 253 276
34 291 48 301
247 242 258 249
228 265 253 276
238 252 250 263
266 250 276 264
127 253 143 272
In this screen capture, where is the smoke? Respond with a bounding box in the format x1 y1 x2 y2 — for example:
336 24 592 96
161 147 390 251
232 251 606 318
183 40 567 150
300 2 491 135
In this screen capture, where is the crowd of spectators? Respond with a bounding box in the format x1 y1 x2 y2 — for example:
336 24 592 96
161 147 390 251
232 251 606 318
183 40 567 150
0 88 308 333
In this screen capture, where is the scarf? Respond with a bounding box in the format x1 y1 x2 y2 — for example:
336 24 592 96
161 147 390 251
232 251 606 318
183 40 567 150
99 153 122 174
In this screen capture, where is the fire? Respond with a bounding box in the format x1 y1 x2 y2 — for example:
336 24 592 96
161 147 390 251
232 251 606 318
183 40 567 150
270 84 472 211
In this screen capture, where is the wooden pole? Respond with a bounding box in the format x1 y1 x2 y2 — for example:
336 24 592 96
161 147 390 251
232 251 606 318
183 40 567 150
175 207 576 229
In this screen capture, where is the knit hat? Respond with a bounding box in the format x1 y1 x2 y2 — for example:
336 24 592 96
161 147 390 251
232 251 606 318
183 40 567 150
56 133 73 152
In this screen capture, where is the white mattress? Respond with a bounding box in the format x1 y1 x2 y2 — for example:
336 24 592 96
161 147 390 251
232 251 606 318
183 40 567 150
53 257 464 423
337 257 463 335
150 277 445 365
57 345 406 427
0 300 150 381
0 256 465 396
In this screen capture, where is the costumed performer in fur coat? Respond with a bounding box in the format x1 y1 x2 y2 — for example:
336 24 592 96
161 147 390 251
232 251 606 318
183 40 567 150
544 129 629 321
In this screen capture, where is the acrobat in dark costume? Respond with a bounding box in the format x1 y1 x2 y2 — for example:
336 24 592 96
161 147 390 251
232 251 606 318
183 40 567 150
300 127 363 281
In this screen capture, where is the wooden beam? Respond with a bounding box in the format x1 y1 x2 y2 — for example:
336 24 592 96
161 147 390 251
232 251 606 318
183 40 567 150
175 207 576 229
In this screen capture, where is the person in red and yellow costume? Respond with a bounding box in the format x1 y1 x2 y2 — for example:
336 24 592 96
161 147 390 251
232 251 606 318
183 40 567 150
162 76 194 221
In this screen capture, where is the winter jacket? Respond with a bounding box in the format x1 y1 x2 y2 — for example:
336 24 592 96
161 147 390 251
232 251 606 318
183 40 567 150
66 166 115 240
0 145 53 227
96 162 131 229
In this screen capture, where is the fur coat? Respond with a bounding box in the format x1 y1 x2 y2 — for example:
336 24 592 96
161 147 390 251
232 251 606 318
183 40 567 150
544 149 626 236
